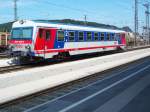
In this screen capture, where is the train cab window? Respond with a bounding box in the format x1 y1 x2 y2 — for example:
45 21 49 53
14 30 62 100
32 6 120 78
22 28 33 39
68 32 75 42
78 32 84 41
106 33 110 41
57 31 64 41
11 27 33 40
12 28 20 39
45 30 51 40
87 32 92 41
94 32 99 41
101 33 105 41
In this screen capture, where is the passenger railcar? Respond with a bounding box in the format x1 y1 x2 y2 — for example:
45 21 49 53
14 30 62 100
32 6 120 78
9 20 126 59
0 33 10 52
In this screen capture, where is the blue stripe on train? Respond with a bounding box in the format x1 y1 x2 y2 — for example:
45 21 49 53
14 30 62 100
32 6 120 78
53 30 120 49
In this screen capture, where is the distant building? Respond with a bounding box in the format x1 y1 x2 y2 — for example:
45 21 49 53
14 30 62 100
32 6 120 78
0 32 10 48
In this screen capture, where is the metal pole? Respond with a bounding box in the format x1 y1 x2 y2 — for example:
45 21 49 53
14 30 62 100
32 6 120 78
143 3 150 44
148 8 150 44
134 0 138 46
84 15 87 26
14 0 18 21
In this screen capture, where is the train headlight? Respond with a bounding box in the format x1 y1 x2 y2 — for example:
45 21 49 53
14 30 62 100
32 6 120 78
10 46 14 49
9 46 14 52
25 45 31 50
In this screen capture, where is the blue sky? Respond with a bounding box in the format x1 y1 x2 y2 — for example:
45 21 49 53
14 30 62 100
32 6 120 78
0 0 148 30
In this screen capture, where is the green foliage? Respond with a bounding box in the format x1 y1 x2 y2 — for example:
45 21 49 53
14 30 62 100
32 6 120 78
122 26 132 32
0 22 14 32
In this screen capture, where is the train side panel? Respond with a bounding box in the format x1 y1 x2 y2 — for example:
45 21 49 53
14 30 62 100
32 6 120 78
10 20 127 59
34 28 58 58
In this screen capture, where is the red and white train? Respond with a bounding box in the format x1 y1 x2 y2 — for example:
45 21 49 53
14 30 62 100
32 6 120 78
9 20 126 59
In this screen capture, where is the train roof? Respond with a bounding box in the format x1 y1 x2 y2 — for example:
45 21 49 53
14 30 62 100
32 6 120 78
13 20 126 33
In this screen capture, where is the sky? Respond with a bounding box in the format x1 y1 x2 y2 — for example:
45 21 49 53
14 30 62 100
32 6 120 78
0 0 149 31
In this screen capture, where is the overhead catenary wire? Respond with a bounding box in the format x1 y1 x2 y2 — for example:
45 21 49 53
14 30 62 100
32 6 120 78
35 0 97 14
4 0 135 29
33 0 132 27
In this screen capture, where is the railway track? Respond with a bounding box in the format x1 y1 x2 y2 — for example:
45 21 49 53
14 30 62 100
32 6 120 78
0 65 27 74
0 45 150 74
127 45 150 51
0 52 9 59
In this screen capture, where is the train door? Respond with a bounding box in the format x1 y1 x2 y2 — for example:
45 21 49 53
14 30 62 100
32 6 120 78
54 30 65 49
35 28 56 58
121 33 126 45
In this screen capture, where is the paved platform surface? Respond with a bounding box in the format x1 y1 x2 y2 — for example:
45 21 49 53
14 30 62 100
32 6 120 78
0 48 149 105
23 56 150 112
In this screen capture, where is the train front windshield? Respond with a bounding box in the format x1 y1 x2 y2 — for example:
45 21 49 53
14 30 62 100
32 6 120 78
11 27 33 40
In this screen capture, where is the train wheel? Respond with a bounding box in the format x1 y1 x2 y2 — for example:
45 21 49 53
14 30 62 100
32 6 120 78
53 52 70 60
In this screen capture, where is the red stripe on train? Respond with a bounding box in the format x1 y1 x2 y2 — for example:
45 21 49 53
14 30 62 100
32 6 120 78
35 45 125 54
9 40 32 44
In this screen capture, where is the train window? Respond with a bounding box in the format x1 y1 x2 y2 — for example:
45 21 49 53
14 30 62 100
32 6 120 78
22 28 33 39
117 34 120 37
7 35 10 41
39 29 43 38
1 35 6 45
106 33 110 41
115 34 120 41
94 32 99 41
101 33 105 41
115 35 118 41
12 29 20 39
78 32 84 41
68 32 75 42
57 31 64 41
11 27 33 40
87 32 92 41
111 34 115 40
45 30 51 40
